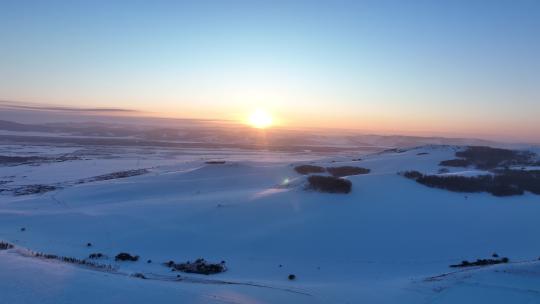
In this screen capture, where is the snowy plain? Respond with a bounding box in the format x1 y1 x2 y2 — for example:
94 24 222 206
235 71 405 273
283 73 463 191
1 143 540 303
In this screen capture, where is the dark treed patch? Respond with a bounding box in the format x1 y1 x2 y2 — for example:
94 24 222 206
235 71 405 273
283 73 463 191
294 165 326 175
13 185 57 196
0 241 14 250
440 159 471 167
326 166 370 177
0 155 48 166
115 252 139 262
77 169 149 184
288 274 296 280
164 258 227 275
440 146 537 170
307 175 352 194
402 170 540 197
33 252 116 271
205 160 226 164
401 171 423 179
88 253 106 259
450 257 509 268
131 273 146 279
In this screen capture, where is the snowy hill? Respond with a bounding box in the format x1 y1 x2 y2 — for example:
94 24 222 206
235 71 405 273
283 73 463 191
1 145 540 303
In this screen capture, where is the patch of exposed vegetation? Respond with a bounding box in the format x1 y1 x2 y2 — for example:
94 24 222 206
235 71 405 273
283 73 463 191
13 184 58 196
307 175 352 194
32 251 116 271
205 160 226 164
164 258 227 275
450 257 509 268
115 252 139 262
88 253 106 259
327 166 370 177
440 146 537 170
0 155 48 166
77 169 149 184
294 165 325 175
0 241 14 250
402 170 540 196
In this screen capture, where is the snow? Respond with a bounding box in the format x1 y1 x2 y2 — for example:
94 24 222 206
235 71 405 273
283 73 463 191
1 144 540 303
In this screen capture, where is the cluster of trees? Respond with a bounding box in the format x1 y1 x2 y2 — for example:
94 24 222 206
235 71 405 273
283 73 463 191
115 252 139 261
326 166 370 177
307 175 352 194
402 169 540 197
440 146 537 170
294 165 325 175
32 251 116 271
294 164 370 177
450 257 509 268
0 241 14 250
165 258 227 275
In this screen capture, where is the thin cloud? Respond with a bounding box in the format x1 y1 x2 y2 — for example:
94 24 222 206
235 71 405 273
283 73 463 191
0 100 139 113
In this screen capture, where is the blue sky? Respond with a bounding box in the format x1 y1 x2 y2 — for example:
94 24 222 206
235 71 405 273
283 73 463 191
0 0 539 141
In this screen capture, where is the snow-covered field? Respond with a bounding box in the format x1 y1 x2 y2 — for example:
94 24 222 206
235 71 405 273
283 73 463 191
1 144 540 303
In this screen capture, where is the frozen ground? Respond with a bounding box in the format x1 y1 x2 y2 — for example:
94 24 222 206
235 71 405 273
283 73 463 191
1 144 540 303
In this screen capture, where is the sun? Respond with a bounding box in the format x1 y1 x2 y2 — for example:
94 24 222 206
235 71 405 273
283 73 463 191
248 109 273 129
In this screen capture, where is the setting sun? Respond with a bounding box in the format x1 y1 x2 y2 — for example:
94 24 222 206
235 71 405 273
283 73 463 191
248 109 273 129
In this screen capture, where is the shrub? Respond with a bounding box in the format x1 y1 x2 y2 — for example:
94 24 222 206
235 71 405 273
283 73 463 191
0 241 14 250
450 257 509 268
88 253 105 259
294 165 325 175
115 252 139 262
288 274 296 280
131 273 146 279
205 161 226 164
326 166 370 177
307 175 352 193
164 258 227 275
402 171 423 180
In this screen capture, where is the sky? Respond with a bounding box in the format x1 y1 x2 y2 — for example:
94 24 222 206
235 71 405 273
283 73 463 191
0 0 539 142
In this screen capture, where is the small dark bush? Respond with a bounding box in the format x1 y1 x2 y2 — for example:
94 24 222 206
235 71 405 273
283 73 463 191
417 152 429 156
450 257 509 268
288 274 296 280
147 259 152 263
131 273 146 279
492 253 499 258
402 171 423 180
294 165 325 175
88 253 105 259
0 241 14 250
307 175 352 194
20 227 26 232
205 161 226 164
86 242 92 247
326 166 370 177
165 258 227 275
115 252 139 262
